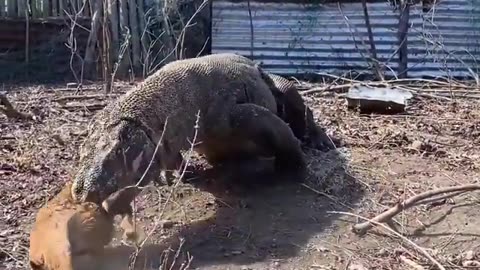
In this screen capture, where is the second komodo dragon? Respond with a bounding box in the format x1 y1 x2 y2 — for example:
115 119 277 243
71 53 313 240
200 53 335 151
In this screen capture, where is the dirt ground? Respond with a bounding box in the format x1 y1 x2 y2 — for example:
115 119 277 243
1 80 479 270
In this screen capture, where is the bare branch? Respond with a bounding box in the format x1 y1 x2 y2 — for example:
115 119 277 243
352 184 480 235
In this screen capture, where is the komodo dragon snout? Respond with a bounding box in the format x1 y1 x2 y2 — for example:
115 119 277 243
70 119 179 208
72 121 152 203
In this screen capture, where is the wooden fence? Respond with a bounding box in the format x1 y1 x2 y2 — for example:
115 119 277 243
0 0 91 18
0 0 212 84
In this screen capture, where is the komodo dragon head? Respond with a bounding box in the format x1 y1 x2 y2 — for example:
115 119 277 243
71 117 159 204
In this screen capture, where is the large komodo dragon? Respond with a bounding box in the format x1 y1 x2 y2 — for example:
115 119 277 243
71 53 333 242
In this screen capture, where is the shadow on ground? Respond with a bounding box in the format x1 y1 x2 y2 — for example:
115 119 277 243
130 147 365 269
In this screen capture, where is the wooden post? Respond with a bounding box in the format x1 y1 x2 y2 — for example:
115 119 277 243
107 0 119 62
361 0 384 81
58 0 64 16
17 0 25 17
7 0 16 17
42 0 49 16
102 0 112 92
52 0 58 16
84 0 102 78
128 0 141 75
118 0 131 77
25 0 30 80
398 0 410 79
0 0 4 17
137 0 150 77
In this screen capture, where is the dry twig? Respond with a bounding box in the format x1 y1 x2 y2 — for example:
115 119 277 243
352 184 480 235
329 211 446 270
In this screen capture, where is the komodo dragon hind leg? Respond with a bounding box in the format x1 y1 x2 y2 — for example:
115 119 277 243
283 89 336 151
228 103 307 180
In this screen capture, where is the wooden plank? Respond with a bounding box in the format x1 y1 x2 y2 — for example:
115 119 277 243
118 0 131 75
84 0 89 16
58 0 65 16
0 0 5 17
128 0 141 72
7 0 16 17
69 0 76 13
137 0 150 75
42 0 49 16
107 0 119 61
17 0 25 17
50 0 58 17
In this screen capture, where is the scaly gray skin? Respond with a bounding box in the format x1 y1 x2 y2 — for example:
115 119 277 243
267 73 335 151
202 53 335 151
71 53 306 206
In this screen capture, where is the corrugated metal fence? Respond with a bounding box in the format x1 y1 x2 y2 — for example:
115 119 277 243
409 0 480 77
212 0 480 78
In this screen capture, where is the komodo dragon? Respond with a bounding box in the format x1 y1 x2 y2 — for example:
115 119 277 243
70 53 307 241
199 53 335 151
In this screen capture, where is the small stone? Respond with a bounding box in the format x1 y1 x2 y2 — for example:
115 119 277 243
411 140 423 151
231 250 243 255
464 250 475 260
317 245 329 252
348 264 367 270
463 260 480 267
377 248 388 256
161 220 177 229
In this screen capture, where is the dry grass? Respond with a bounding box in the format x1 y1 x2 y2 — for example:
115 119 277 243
1 78 479 269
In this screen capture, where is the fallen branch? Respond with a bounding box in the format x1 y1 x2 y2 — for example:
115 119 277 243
352 184 480 235
53 94 119 102
0 93 33 120
61 103 107 111
329 211 446 270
